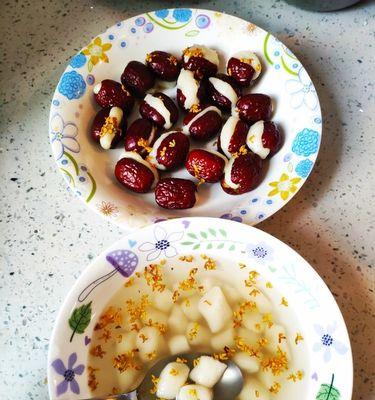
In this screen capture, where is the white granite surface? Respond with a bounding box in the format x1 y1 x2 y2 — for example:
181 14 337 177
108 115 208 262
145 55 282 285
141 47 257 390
0 0 374 399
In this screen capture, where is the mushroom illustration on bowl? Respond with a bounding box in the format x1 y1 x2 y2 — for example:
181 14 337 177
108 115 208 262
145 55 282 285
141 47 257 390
78 249 138 302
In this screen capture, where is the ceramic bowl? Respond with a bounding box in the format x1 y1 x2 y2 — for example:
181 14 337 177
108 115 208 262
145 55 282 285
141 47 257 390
49 9 322 230
47 217 351 400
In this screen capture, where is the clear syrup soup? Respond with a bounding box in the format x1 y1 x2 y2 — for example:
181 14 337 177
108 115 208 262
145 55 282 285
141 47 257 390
88 255 309 399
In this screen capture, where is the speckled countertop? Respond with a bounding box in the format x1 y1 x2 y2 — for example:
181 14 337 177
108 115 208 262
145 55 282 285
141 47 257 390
0 0 374 399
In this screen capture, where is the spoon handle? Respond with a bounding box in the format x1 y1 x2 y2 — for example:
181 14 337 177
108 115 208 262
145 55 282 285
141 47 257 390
77 269 118 302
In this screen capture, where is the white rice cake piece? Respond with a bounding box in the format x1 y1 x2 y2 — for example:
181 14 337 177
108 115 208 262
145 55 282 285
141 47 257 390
211 328 235 351
200 277 219 293
116 330 137 354
169 335 191 354
237 327 260 346
254 291 273 314
153 288 174 313
181 295 202 321
242 310 264 333
169 304 189 334
177 384 213 400
198 286 232 333
264 323 291 356
136 326 166 362
233 351 260 373
238 377 270 400
141 307 168 326
116 368 144 393
239 286 272 312
157 362 190 399
186 322 211 347
258 369 276 389
189 355 227 388
222 284 243 306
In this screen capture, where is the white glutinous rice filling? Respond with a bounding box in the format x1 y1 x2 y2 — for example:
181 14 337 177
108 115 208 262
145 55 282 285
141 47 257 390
144 93 172 129
246 120 270 159
177 69 200 109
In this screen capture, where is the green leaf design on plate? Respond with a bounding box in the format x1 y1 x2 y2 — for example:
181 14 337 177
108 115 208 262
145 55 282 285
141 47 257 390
68 301 92 342
181 241 194 245
201 231 208 239
229 244 235 251
281 55 299 76
217 243 225 249
185 29 199 37
316 374 340 400
219 229 227 238
263 32 274 65
193 244 200 250
63 151 79 175
60 168 75 186
85 171 97 203
207 243 213 250
268 265 277 273
208 228 216 237
188 233 198 239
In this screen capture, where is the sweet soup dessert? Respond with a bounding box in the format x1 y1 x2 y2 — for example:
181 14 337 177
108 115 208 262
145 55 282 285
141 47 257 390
90 45 283 210
88 255 307 398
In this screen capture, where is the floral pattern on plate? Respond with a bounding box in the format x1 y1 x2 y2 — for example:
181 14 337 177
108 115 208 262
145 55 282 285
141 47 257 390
49 8 322 230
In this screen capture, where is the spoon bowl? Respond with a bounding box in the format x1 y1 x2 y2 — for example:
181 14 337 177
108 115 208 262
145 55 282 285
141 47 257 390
83 352 244 400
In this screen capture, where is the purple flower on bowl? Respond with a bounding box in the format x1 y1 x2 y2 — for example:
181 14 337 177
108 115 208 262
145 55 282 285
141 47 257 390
246 242 274 264
51 352 84 396
138 225 184 261
313 322 348 362
220 213 243 223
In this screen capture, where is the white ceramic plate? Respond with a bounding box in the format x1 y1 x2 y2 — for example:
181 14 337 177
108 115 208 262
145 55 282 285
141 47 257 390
47 217 351 400
49 8 322 230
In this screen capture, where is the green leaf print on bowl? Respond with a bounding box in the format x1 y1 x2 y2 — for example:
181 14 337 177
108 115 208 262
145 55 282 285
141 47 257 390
68 302 92 342
316 374 341 400
181 227 241 251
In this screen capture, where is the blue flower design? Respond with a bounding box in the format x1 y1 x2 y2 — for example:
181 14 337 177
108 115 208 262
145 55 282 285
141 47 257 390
69 54 86 68
172 9 192 22
292 128 319 157
155 9 169 18
246 242 274 264
138 225 184 261
51 353 84 396
313 323 348 363
220 213 243 223
58 71 86 100
50 114 80 160
296 159 313 178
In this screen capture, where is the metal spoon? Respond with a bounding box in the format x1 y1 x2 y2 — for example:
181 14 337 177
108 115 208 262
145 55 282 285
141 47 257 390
83 352 243 400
